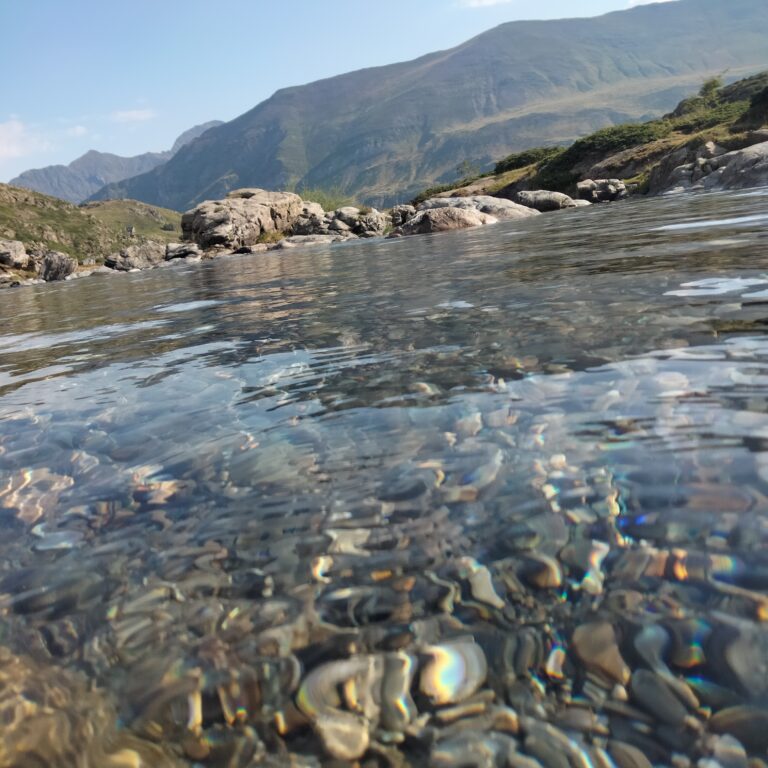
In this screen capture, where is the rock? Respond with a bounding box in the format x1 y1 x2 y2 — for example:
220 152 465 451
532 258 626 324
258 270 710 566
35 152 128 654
181 188 303 249
391 204 416 228
514 190 577 212
105 241 166 272
705 140 768 191
165 242 201 260
571 622 631 687
354 209 389 237
418 195 539 220
576 179 628 203
334 206 362 226
0 239 29 270
710 706 768 753
276 234 353 249
36 250 77 281
291 202 328 236
390 207 497 236
329 218 351 232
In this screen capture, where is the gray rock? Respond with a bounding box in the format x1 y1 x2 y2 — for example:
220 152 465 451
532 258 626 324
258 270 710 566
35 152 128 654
576 179 628 203
105 241 166 271
165 242 201 260
391 204 416 228
329 218 352 232
334 206 361 227
514 189 577 212
354 209 389 237
0 239 29 270
418 195 539 220
276 234 354 249
181 188 304 249
37 250 77 281
390 207 497 236
705 140 768 190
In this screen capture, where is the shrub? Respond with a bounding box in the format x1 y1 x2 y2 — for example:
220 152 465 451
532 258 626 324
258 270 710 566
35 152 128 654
298 186 356 211
494 146 564 175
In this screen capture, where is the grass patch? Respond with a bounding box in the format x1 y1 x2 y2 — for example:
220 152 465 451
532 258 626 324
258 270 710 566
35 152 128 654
298 186 357 211
494 146 564 175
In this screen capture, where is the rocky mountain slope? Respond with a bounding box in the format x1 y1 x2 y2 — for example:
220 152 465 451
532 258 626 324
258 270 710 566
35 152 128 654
0 184 182 264
427 71 768 203
10 121 222 204
88 0 768 209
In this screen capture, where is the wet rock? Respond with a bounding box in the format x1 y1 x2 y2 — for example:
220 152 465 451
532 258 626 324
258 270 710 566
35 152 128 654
390 206 497 236
36 249 77 281
165 242 201 260
430 732 519 768
420 638 487 705
514 190 577 212
630 670 689 726
576 179 628 203
710 706 768 753
417 195 540 221
105 241 166 271
608 740 653 768
571 622 631 687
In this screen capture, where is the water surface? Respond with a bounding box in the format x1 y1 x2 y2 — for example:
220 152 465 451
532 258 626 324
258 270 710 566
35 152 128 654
2 190 768 766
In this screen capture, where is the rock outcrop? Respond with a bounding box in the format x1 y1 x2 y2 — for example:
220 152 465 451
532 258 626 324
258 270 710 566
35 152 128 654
36 251 77 282
654 140 768 195
105 241 166 272
576 179 629 203
390 207 497 237
181 189 304 249
291 204 389 239
418 196 540 221
0 239 29 270
514 190 577 212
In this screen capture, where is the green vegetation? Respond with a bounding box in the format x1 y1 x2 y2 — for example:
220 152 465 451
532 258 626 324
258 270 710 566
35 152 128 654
0 184 182 264
407 70 768 202
298 186 357 211
494 147 564 175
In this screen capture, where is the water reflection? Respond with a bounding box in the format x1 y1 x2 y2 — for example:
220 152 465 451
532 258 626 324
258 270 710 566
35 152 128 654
2 191 768 765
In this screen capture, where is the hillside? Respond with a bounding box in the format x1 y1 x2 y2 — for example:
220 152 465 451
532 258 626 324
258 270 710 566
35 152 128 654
88 0 768 209
425 71 768 202
10 121 222 204
0 184 181 264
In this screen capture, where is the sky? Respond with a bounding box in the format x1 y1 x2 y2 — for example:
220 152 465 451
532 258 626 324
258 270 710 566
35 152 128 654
0 0 674 182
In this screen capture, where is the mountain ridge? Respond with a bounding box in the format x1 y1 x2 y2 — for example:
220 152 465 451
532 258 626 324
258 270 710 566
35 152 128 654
10 121 222 204
90 0 768 209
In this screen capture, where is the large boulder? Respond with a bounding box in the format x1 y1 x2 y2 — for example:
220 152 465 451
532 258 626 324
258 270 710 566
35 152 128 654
576 179 628 203
291 202 328 235
0 239 29 270
105 241 166 271
181 188 304 249
390 207 497 236
418 195 539 220
36 251 77 281
514 190 577 212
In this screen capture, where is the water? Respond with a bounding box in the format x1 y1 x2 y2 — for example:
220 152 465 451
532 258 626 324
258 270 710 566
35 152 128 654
2 190 768 765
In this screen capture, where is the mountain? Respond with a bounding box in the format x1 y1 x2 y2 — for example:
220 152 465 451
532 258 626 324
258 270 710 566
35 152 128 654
10 121 222 204
88 0 768 209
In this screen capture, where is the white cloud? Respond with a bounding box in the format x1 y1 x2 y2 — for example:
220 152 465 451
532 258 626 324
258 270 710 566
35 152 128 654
67 124 88 137
110 108 155 123
0 119 51 160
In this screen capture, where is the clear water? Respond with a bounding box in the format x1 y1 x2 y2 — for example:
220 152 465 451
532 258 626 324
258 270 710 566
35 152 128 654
2 189 768 766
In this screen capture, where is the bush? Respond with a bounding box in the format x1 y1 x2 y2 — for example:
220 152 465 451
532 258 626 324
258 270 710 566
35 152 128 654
494 146 564 175
298 186 356 211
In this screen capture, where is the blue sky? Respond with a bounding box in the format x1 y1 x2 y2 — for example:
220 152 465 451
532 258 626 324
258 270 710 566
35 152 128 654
0 0 673 181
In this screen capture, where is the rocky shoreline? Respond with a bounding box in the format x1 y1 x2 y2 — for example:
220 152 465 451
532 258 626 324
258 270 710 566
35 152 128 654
2 137 767 292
